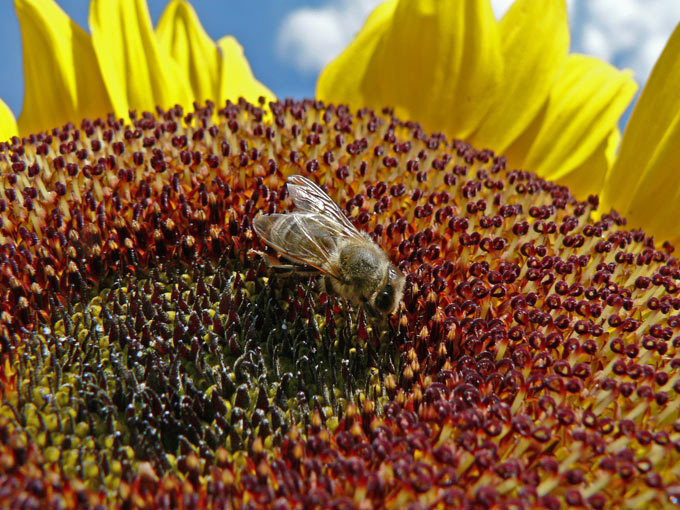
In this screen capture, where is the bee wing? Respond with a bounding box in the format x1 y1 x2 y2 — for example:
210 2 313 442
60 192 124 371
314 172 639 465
253 212 348 279
286 175 364 241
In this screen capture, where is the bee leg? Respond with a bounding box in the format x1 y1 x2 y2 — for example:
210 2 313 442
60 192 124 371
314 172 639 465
249 250 319 277
248 249 285 268
277 268 320 278
320 276 340 296
363 302 377 318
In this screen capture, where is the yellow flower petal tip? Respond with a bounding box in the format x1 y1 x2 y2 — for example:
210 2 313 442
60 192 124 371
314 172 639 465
317 0 503 139
14 0 275 138
157 1 275 107
217 36 275 106
469 0 569 153
15 0 111 135
557 127 620 200
89 0 191 118
157 0 221 105
603 22 680 243
316 0 397 110
0 98 18 141
518 55 637 183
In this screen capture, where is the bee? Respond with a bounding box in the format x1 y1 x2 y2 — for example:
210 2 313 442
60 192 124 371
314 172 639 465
253 175 405 317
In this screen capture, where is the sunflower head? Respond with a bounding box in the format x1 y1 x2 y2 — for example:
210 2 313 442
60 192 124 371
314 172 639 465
1 94 679 508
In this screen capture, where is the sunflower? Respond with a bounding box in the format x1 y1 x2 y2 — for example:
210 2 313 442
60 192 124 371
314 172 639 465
2 0 680 509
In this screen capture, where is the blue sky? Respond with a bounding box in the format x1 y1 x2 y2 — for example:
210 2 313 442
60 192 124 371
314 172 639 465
1 0 679 126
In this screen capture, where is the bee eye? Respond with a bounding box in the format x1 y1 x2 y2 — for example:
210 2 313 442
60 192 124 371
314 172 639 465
374 285 394 312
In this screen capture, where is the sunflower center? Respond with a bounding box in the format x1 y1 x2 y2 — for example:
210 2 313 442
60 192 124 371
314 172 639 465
1 99 679 507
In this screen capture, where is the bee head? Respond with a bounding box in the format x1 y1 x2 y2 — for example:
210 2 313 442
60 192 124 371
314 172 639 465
369 266 406 316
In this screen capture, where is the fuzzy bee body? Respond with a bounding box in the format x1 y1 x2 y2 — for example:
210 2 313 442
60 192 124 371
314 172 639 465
253 175 405 316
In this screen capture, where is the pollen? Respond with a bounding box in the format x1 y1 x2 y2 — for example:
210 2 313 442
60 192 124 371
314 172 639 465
0 98 678 508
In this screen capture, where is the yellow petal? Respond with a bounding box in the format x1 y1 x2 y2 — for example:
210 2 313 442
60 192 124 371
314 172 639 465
316 1 397 110
468 0 569 153
317 0 503 139
15 0 112 135
507 55 636 183
557 127 620 200
156 0 220 105
89 0 191 118
621 116 680 241
602 23 680 242
0 98 18 141
217 36 275 106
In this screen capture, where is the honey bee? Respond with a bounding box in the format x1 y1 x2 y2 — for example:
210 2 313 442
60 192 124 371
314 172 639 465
253 175 405 316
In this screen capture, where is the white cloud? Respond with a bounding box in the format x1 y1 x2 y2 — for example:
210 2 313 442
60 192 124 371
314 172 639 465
491 0 575 20
276 0 382 74
490 0 514 19
571 0 680 83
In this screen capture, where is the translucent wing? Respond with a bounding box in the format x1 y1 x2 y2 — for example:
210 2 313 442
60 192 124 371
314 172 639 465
253 175 368 279
253 212 348 279
286 175 364 241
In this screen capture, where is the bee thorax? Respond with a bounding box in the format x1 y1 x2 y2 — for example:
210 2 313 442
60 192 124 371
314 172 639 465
326 242 386 302
342 243 385 280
